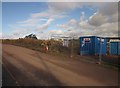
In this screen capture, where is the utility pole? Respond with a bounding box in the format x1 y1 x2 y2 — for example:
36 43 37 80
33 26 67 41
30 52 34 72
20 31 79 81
70 34 75 58
98 37 102 64
70 36 74 58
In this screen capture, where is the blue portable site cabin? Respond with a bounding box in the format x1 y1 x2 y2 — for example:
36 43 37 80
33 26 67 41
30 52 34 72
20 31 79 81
80 36 107 55
110 41 120 55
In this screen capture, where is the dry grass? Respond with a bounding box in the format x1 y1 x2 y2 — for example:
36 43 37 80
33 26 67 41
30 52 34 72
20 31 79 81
2 39 71 55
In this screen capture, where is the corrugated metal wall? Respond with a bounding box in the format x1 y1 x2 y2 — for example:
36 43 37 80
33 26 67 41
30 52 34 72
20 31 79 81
110 42 120 55
80 36 95 55
118 42 120 55
80 36 107 55
95 37 107 55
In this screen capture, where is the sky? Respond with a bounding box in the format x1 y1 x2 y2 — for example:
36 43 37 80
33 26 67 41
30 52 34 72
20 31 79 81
0 2 2 38
1 1 119 39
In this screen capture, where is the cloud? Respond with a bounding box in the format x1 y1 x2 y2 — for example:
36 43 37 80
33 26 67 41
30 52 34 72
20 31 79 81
79 20 95 29
68 19 78 26
6 2 118 39
30 8 67 20
107 12 118 23
16 3 69 28
40 2 118 38
36 29 64 40
31 12 49 18
36 18 54 31
88 12 108 27
3 0 119 2
56 2 118 37
49 29 63 35
57 24 68 29
18 18 42 27
94 22 118 37
88 2 118 27
9 2 98 39
48 2 81 13
57 19 78 30
99 2 118 16
9 28 34 39
0 34 1 39
80 11 85 22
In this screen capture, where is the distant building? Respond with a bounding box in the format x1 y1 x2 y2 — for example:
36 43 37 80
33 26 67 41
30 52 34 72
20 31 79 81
63 39 69 47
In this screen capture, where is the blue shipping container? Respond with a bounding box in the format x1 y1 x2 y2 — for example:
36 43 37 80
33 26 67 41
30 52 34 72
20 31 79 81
80 36 107 55
118 42 120 55
110 42 120 55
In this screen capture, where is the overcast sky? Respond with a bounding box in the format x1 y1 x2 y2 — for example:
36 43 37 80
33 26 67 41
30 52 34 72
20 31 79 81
1 1 119 39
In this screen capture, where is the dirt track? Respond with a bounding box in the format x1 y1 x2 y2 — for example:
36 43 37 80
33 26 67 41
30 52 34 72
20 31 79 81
2 44 118 86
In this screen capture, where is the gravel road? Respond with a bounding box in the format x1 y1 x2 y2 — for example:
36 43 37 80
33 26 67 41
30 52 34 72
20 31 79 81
2 44 118 86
